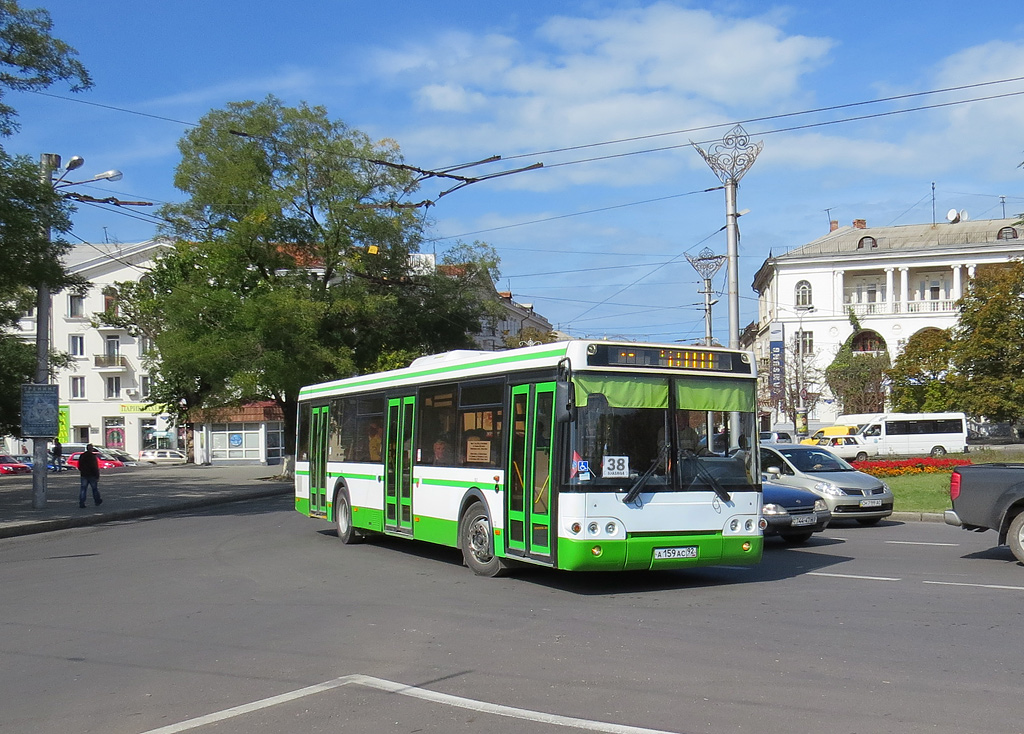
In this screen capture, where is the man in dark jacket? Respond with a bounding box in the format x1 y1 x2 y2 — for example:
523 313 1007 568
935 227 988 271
77 444 103 509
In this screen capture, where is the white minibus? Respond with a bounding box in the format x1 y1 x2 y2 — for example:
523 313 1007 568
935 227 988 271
858 412 967 457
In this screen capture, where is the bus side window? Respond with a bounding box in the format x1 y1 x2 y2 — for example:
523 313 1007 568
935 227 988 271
297 402 311 462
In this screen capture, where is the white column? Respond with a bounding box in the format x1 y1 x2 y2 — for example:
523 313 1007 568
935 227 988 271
899 267 909 312
951 264 962 301
834 270 844 313
885 268 894 312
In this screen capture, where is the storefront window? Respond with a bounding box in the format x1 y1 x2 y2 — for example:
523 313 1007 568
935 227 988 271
104 417 126 449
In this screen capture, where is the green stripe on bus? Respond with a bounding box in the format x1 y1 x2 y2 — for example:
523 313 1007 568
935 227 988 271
332 471 378 482
299 346 568 397
417 477 497 491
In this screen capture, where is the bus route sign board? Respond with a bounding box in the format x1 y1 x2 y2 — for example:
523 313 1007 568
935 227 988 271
21 384 60 437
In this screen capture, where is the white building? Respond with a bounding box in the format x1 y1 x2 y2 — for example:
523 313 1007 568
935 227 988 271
748 216 1024 429
10 239 178 456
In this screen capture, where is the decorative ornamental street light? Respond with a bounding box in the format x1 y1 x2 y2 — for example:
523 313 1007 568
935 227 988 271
685 247 726 346
29 154 123 509
692 125 763 350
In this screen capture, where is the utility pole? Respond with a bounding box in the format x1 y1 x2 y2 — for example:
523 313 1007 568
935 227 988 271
28 154 124 509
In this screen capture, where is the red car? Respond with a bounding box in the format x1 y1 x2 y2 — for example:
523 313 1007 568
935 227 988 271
0 455 31 475
66 451 125 469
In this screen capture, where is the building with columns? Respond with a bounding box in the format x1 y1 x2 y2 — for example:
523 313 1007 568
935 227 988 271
748 216 1024 429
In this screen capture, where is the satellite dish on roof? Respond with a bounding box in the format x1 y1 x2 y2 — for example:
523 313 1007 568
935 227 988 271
946 208 960 223
960 209 969 222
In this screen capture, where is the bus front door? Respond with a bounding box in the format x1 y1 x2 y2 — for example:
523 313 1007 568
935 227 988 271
309 405 329 516
384 396 415 534
507 383 555 562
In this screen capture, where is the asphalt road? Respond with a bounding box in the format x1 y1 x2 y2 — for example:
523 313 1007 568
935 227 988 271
1 496 1021 734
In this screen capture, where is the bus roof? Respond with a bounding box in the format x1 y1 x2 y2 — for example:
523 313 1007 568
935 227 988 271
298 340 750 400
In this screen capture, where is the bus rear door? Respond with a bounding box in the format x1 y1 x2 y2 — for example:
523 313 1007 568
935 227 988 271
384 395 415 534
507 383 555 563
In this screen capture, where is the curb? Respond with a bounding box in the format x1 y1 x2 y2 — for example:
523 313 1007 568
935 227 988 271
0 486 292 540
890 511 945 523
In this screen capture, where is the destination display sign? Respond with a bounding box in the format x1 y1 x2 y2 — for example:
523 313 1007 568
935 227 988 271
586 344 749 374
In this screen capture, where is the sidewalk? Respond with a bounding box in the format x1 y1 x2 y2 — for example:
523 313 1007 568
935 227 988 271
0 463 292 539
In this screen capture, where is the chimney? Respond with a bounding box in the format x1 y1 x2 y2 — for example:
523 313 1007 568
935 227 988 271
830 220 839 232
853 219 867 229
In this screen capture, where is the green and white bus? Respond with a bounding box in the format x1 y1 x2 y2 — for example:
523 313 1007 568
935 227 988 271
295 340 763 575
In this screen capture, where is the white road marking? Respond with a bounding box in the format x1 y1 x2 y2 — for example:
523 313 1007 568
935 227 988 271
139 677 354 733
808 572 901 581
140 673 681 734
923 580 1024 591
885 540 959 547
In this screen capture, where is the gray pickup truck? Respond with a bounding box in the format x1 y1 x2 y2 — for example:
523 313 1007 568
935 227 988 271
945 464 1024 564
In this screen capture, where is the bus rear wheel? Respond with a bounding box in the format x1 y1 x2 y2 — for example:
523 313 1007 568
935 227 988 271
460 501 507 577
930 446 947 457
335 488 363 545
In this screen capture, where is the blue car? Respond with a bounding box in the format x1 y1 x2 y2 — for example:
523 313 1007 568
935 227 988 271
761 480 831 544
12 454 69 472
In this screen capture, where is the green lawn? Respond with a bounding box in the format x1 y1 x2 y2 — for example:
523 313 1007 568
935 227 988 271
879 446 1024 513
885 473 953 513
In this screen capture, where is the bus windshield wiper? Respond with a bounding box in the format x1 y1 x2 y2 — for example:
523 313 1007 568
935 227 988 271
679 449 732 503
622 443 670 504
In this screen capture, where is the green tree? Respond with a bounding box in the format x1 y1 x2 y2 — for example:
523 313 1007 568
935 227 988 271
887 328 957 412
107 97 499 468
825 313 890 414
0 2 91 434
949 261 1024 422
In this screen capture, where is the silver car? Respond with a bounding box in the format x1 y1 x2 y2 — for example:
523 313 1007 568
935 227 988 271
759 443 893 525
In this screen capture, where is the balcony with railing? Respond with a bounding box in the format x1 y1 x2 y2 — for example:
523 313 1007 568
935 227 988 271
845 299 957 317
93 354 131 371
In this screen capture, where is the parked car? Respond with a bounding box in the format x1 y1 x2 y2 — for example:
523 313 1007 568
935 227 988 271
759 443 893 524
815 434 878 462
759 430 793 444
800 425 858 445
104 449 138 466
11 453 69 472
761 480 831 543
945 464 1024 564
139 449 188 464
66 451 125 470
0 455 31 475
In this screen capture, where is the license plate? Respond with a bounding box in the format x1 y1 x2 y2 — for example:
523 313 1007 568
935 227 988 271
654 546 698 560
791 513 817 526
860 499 883 507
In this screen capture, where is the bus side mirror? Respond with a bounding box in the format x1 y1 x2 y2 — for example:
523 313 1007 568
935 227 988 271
555 381 576 423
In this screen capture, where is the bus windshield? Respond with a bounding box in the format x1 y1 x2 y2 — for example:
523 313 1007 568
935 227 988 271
568 374 757 492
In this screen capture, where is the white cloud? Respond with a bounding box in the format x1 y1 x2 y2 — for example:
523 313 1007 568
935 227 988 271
367 3 835 188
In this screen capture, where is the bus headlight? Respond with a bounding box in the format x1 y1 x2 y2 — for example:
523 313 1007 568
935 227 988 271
588 522 599 535
570 522 582 534
605 522 617 535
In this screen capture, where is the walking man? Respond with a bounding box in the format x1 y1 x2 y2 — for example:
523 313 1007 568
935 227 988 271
78 444 103 508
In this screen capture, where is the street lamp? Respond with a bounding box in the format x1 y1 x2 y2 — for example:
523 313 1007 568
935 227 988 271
685 247 726 345
30 154 122 510
794 304 815 437
692 125 763 350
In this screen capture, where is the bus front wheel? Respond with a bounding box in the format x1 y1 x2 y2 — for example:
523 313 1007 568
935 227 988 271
460 501 507 577
335 487 363 545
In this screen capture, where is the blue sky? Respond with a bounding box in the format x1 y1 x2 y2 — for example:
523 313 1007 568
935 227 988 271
8 1 1024 342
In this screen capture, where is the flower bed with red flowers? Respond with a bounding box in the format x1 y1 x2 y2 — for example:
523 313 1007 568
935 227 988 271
851 457 972 477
